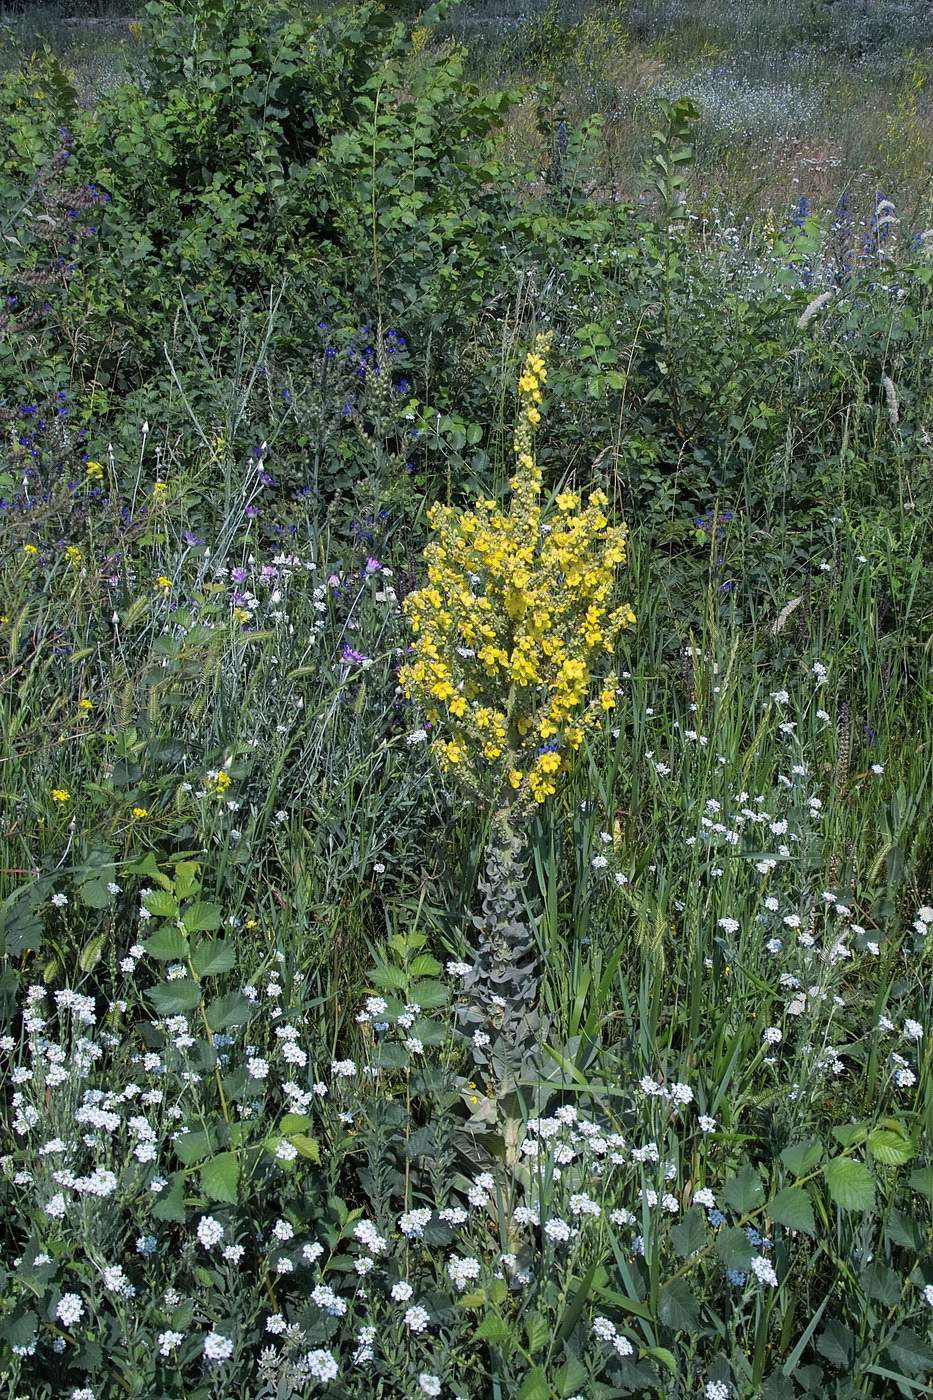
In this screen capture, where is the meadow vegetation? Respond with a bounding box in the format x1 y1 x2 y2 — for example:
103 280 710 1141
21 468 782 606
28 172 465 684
0 1 931 1397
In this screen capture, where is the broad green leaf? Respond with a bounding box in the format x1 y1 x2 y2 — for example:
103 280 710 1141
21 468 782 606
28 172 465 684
908 1166 933 1198
715 1226 754 1272
831 1122 869 1149
823 1156 875 1212
860 1261 900 1306
290 1134 320 1162
643 1346 678 1377
206 992 251 1030
78 879 111 910
368 964 408 992
658 1278 700 1331
868 1126 914 1166
780 1138 823 1176
816 1319 855 1368
192 938 236 977
181 901 222 932
886 1328 933 1376
671 1206 707 1258
151 1173 186 1222
525 1311 549 1355
767 1186 816 1236
408 978 450 1009
173 1129 216 1165
280 1113 312 1134
148 978 202 1015
474 1314 509 1343
408 953 442 977
200 1151 239 1204
3 1309 38 1348
722 1165 764 1214
143 927 189 961
555 1357 589 1397
517 1367 550 1400
143 889 178 918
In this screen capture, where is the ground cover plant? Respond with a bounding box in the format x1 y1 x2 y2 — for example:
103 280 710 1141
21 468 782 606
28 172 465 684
0 1 931 1397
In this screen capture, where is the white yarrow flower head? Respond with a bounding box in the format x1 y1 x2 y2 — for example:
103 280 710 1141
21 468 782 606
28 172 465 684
751 1255 779 1287
196 1216 224 1249
763 1026 782 1044
419 1376 442 1397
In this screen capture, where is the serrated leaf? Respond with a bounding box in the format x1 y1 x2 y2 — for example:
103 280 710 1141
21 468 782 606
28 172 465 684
723 1164 764 1214
475 1314 509 1343
860 1261 900 1306
831 1122 869 1148
200 1151 238 1203
290 1134 320 1161
525 1310 549 1355
151 1173 186 1222
823 1156 875 1212
78 879 111 910
767 1186 816 1235
173 1129 216 1165
780 1137 823 1176
868 1127 915 1166
280 1113 312 1134
817 1319 855 1368
206 991 251 1030
886 1328 933 1376
148 978 202 1015
181 900 222 932
715 1226 754 1272
658 1278 700 1331
143 927 190 960
192 938 236 977
517 1366 550 1400
368 964 408 991
908 1165 933 1198
408 978 449 1008
408 953 442 977
555 1356 589 1397
3 1309 38 1348
671 1206 707 1258
143 889 178 918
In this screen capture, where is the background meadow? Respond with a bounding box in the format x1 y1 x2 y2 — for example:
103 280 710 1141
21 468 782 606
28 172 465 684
0 0 931 1397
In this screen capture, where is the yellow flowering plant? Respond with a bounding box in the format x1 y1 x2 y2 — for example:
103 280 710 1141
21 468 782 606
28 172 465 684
400 335 634 814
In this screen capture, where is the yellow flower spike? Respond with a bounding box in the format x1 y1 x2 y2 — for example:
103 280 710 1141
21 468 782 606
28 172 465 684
85 461 104 481
64 545 82 565
153 480 168 497
400 335 632 808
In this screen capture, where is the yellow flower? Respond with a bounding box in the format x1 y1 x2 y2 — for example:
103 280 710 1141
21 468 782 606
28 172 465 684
64 545 82 565
211 770 232 794
78 698 93 712
131 807 149 820
153 480 168 496
400 334 633 808
51 788 70 803
232 607 252 624
23 543 38 556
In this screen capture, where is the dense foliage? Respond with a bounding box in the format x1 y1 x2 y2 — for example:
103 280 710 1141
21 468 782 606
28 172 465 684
0 2 931 1398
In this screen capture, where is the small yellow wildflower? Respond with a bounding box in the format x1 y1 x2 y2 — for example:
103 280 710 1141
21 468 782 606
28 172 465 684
131 807 149 820
78 698 93 712
153 480 168 496
508 769 524 789
232 607 252 624
155 575 172 592
23 543 38 556
212 770 232 794
51 788 70 803
85 461 104 481
64 545 82 565
555 491 579 511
